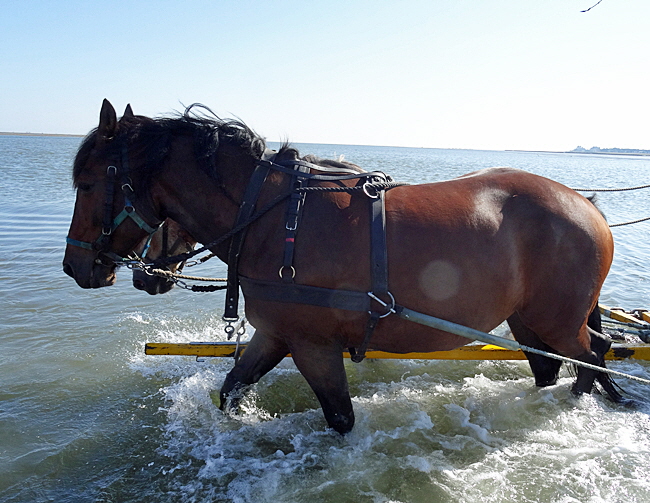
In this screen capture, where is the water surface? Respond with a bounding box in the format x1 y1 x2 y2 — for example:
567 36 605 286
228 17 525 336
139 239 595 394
1 136 650 502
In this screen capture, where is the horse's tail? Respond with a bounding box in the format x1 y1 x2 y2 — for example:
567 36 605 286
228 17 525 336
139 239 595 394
586 193 607 221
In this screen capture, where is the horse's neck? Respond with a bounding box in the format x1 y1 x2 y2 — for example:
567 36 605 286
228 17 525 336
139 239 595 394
155 144 283 263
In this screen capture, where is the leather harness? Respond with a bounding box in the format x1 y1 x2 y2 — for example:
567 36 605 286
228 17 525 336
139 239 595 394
222 151 404 362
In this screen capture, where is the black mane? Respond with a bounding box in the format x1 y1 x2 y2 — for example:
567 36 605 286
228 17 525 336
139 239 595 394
73 104 267 187
73 104 364 188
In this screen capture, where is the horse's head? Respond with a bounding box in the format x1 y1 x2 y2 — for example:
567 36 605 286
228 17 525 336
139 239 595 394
63 100 163 288
132 219 197 295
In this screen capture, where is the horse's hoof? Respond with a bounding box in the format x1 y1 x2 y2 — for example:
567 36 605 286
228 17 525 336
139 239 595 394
326 412 355 435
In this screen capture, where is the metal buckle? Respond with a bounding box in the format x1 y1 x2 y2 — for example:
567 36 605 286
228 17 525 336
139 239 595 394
286 219 298 231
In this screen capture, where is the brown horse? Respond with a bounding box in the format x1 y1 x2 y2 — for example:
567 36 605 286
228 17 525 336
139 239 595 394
63 100 619 434
131 219 197 295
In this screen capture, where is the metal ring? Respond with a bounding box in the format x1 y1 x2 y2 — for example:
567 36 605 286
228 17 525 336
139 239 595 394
278 265 296 279
367 291 396 318
362 181 380 199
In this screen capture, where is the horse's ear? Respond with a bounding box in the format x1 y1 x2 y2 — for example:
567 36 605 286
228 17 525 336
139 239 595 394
122 104 134 119
98 99 117 139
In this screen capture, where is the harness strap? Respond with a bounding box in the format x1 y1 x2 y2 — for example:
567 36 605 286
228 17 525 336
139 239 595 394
350 175 391 362
276 159 363 175
281 163 310 282
258 159 387 183
223 156 273 323
239 276 373 312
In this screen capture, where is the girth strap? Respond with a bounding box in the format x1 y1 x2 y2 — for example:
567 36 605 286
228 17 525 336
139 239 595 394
239 276 373 312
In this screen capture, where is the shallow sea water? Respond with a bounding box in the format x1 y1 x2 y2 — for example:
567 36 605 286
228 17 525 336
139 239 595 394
1 136 650 502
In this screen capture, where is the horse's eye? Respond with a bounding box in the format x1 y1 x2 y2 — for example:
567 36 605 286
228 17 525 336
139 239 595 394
77 182 94 192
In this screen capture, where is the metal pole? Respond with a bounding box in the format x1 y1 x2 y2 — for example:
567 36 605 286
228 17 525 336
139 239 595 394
396 306 650 385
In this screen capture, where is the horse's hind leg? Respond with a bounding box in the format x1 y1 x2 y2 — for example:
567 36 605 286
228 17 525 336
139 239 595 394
507 313 562 387
289 338 354 435
572 326 627 403
219 330 289 411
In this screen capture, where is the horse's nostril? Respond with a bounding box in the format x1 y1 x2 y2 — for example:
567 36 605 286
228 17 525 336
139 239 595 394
133 279 146 290
63 263 75 278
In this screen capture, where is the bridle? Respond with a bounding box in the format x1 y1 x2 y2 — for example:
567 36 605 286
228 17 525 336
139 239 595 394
66 143 163 264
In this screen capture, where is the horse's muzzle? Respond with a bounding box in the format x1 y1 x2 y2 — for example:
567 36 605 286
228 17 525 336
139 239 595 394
62 256 117 289
132 271 175 295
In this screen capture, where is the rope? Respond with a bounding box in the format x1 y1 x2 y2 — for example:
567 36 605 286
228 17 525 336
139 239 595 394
572 183 650 192
571 184 650 227
148 268 226 283
296 181 408 193
520 344 650 385
610 216 650 228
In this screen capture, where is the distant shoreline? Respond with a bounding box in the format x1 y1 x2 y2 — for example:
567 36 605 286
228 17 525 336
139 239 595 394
2 133 649 156
507 149 650 157
0 132 84 138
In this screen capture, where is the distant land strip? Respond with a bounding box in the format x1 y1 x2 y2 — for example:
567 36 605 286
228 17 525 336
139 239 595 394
0 132 83 137
507 149 650 157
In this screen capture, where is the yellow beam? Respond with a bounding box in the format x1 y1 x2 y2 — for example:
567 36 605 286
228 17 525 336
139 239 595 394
145 342 650 361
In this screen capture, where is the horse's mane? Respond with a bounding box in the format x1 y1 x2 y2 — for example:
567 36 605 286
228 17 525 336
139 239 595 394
73 104 265 186
73 104 364 187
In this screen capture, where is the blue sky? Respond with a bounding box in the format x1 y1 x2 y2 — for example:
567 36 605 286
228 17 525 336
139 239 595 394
2 0 648 151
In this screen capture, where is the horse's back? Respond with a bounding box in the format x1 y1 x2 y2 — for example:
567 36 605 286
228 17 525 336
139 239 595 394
382 167 613 345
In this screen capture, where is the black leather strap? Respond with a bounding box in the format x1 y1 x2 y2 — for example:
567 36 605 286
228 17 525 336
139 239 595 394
221 154 396 360
351 175 390 362
223 161 272 322
239 276 372 312
280 164 310 282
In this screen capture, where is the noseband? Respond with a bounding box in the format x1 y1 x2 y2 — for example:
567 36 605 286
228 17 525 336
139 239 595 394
66 143 162 263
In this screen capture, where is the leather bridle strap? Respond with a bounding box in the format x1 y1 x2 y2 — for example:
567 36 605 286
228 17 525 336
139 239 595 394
66 143 162 260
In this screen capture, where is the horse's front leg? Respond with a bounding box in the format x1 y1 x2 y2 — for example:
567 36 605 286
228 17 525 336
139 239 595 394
289 338 354 434
219 330 289 412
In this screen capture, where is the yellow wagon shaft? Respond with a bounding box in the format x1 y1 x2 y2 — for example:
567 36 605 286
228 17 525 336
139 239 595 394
145 304 650 361
145 341 650 361
599 303 650 325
